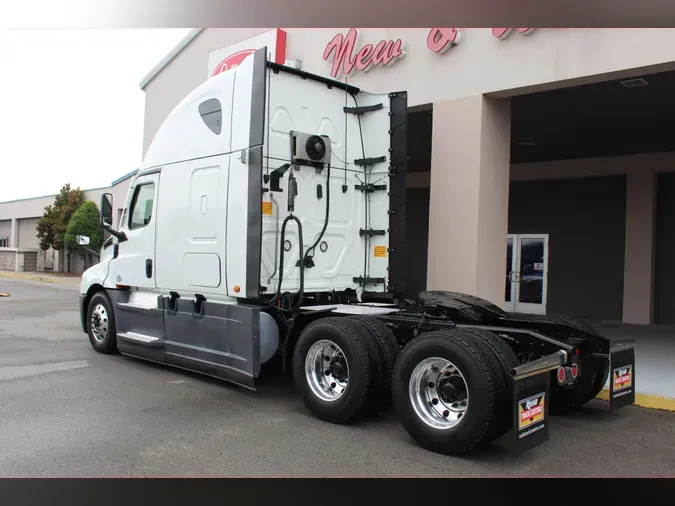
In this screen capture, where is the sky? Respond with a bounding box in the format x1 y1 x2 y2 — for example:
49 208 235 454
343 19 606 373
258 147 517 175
0 29 192 202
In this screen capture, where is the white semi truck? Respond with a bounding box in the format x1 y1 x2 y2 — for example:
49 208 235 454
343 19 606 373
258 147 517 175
77 47 636 456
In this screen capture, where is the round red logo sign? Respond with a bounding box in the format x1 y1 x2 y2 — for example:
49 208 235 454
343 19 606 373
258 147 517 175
212 49 256 77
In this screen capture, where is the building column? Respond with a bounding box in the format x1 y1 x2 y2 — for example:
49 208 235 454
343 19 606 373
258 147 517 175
10 218 18 248
15 251 24 272
426 95 511 304
622 171 656 324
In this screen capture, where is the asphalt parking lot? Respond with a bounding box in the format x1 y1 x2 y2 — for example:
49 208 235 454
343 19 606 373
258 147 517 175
1 276 674 477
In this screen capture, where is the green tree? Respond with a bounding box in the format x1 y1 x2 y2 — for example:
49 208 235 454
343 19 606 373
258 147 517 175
36 184 86 251
64 201 104 258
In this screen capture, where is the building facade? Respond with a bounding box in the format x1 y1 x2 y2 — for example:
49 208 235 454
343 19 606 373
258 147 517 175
88 28 675 325
0 170 135 274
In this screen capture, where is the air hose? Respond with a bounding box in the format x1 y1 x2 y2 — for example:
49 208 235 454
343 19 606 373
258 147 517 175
272 214 304 311
303 163 331 266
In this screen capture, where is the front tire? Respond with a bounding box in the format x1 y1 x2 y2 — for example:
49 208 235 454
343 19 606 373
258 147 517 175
86 291 118 354
392 329 500 456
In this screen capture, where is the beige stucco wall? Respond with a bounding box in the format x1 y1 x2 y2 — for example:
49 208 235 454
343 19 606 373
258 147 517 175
143 28 675 156
427 95 511 304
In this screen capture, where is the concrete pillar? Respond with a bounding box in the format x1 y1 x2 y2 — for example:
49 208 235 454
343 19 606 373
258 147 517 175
15 251 24 272
37 250 45 272
622 171 656 324
53 250 62 273
426 95 511 304
10 218 18 248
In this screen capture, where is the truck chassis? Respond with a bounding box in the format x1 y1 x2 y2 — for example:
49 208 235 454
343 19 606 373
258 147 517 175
81 285 636 456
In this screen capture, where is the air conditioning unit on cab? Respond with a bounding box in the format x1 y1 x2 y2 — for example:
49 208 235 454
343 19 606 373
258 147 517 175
290 131 331 168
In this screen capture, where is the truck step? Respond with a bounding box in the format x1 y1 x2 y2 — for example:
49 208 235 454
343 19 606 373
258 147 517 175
116 301 160 315
117 332 165 348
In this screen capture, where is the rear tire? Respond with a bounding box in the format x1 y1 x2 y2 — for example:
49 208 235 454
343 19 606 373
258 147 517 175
86 291 118 354
292 317 375 424
340 317 385 417
586 358 610 402
392 329 500 456
346 315 400 415
460 328 520 445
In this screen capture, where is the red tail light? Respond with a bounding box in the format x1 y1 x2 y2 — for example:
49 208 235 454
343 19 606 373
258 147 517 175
557 367 566 383
570 363 579 379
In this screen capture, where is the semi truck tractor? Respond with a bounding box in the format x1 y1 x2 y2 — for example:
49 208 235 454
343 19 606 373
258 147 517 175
77 47 636 456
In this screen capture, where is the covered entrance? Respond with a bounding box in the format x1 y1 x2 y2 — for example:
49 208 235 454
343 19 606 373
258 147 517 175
508 67 675 323
404 66 675 324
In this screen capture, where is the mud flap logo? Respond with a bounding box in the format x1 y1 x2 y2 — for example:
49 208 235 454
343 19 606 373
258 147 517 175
608 346 636 411
518 392 545 431
613 365 632 392
511 372 549 451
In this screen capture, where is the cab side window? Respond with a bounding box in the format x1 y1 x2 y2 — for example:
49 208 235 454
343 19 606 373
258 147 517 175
128 183 155 230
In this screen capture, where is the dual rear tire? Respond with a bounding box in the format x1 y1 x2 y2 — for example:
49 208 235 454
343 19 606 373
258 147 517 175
293 318 517 455
392 328 517 455
292 316 399 424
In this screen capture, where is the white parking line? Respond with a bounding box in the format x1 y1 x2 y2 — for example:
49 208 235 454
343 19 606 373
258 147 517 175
0 360 90 382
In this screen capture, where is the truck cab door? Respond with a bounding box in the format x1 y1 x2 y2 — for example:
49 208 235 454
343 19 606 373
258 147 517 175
109 172 160 289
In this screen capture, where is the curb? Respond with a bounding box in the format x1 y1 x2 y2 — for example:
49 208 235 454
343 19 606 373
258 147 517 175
0 272 58 284
596 389 675 412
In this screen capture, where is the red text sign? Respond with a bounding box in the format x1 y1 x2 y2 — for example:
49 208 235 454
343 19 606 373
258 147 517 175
426 28 462 54
209 28 287 79
212 49 256 76
323 28 406 78
323 28 538 77
492 28 535 40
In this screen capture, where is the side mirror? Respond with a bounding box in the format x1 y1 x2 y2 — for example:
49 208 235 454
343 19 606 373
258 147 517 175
99 192 127 242
101 193 114 228
76 235 90 246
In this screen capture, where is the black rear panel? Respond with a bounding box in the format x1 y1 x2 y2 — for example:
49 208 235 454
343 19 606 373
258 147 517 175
387 91 408 297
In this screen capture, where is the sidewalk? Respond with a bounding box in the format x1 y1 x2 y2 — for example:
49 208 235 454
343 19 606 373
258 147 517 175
0 270 81 286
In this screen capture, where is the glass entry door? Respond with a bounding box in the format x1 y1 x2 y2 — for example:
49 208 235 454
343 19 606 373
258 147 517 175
505 234 549 315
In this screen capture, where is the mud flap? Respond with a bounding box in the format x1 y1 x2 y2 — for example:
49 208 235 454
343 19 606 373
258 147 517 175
608 341 636 411
507 351 567 453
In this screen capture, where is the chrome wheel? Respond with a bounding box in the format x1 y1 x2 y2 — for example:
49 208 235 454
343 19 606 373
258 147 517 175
409 357 469 430
305 339 349 402
90 303 109 343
